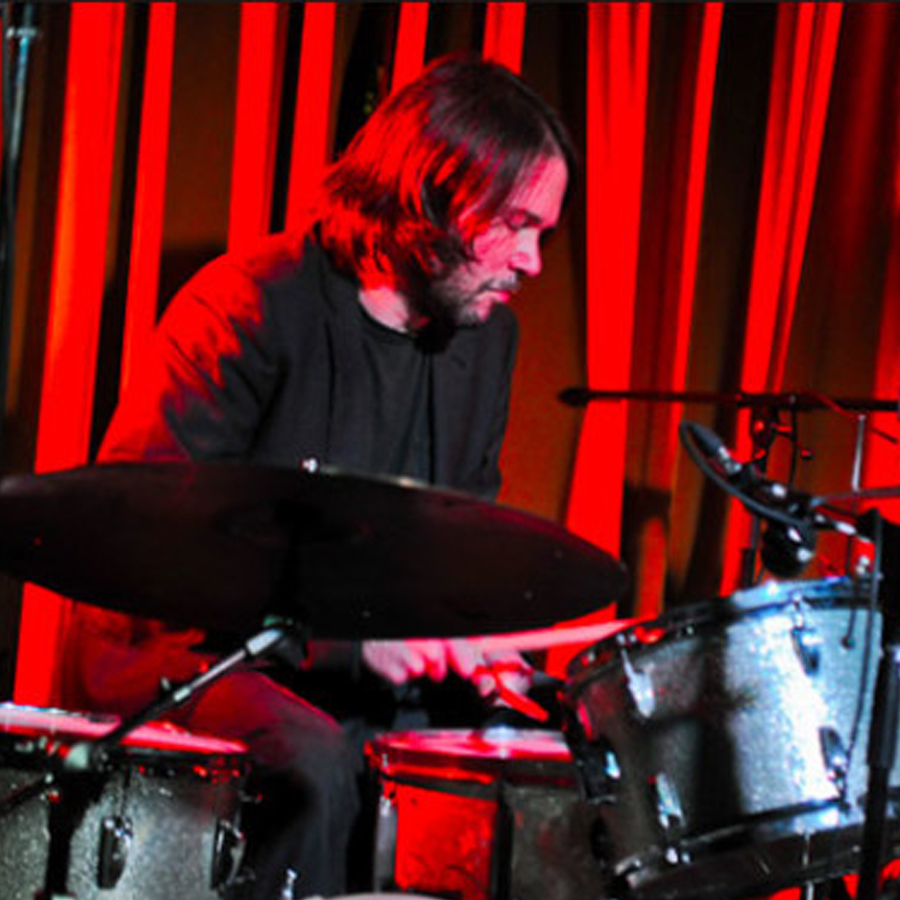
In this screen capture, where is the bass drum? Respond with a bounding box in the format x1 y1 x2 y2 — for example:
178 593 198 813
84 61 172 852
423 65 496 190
561 577 900 900
0 704 248 900
366 728 606 900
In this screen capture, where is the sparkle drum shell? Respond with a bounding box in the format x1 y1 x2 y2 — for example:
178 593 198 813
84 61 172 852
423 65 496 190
561 578 900 900
366 728 606 900
0 704 248 900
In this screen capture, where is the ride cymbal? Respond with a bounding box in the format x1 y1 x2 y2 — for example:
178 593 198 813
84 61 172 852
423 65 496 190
0 462 628 639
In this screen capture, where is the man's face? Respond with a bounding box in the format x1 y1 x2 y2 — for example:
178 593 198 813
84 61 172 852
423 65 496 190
428 153 568 327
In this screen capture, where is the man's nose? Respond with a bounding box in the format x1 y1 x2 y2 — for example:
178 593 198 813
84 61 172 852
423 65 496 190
510 231 542 278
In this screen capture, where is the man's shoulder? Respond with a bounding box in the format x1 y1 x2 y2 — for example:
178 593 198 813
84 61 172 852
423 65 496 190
179 231 343 315
215 231 314 286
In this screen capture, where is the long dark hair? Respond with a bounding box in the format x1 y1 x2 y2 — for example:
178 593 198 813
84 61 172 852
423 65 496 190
316 54 577 289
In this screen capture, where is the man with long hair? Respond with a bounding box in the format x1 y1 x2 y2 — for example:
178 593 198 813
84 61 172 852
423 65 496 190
61 54 576 899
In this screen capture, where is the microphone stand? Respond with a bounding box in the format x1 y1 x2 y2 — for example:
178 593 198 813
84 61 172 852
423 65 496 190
683 421 900 900
739 404 788 588
562 387 887 588
0 2 39 468
558 387 900 417
65 624 292 770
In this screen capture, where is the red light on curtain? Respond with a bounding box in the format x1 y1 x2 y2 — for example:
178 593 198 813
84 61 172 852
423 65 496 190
566 3 651 551
630 3 723 620
720 3 843 593
863 32 900 520
669 5 723 404
15 2 126 706
285 2 336 233
391 2 429 93
547 4 650 679
482 2 526 73
0 14 4 187
120 2 175 396
229 2 286 251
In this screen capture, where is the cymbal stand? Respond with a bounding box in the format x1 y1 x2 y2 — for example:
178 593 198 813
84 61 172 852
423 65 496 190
0 621 295 899
857 510 900 900
843 413 870 575
0 2 39 466
738 405 776 587
65 623 291 771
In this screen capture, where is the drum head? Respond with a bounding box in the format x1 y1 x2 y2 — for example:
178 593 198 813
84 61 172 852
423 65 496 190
370 726 571 760
0 702 247 759
367 727 573 785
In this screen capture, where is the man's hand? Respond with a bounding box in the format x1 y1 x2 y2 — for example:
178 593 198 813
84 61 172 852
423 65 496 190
361 638 532 694
362 639 452 685
472 648 533 699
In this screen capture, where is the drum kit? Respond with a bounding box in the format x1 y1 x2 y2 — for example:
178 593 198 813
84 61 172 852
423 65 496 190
0 415 897 900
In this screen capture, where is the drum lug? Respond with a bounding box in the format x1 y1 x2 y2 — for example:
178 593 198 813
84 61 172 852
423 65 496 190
651 770 690 869
622 652 655 719
567 728 621 804
280 867 299 899
792 623 823 674
819 726 849 793
97 814 134 889
212 817 246 889
650 772 684 835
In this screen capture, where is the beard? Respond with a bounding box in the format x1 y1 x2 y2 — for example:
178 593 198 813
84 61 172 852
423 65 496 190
418 270 519 329
426 285 485 328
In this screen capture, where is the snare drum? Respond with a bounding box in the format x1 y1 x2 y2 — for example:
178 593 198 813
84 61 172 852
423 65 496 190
0 703 248 900
366 728 606 900
561 577 900 900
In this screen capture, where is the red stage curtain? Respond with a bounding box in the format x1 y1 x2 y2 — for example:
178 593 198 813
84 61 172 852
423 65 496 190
120 2 176 396
548 3 723 676
8 3 900 703
565 3 651 555
719 3 844 593
285 3 336 233
391 2 429 93
483 2 526 73
14 2 125 705
228 2 286 252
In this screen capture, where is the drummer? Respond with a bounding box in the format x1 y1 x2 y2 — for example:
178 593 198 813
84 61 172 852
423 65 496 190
60 53 576 900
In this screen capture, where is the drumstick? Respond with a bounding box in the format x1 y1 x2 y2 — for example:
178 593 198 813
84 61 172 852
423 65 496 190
492 676 550 723
473 619 639 655
474 661 550 723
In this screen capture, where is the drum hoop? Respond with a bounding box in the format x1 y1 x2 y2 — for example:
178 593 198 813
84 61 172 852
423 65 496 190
0 703 248 773
367 729 576 787
565 576 870 681
0 738 248 779
612 794 872 885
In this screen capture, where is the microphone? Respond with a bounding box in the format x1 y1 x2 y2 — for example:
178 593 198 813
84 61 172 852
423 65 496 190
558 387 593 407
680 419 862 578
682 421 817 516
684 421 756 487
760 518 817 578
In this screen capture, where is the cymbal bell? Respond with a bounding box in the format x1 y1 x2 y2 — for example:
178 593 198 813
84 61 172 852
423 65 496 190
0 463 628 639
